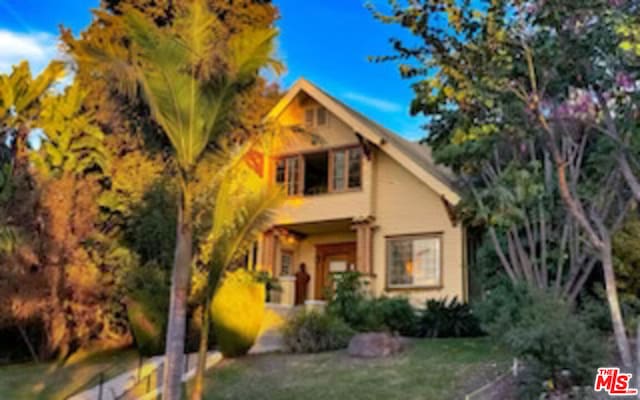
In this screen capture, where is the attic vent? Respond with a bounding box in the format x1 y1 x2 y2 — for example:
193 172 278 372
316 107 327 126
304 107 328 129
305 109 314 129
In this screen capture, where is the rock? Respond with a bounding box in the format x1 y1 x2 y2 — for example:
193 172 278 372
347 332 404 358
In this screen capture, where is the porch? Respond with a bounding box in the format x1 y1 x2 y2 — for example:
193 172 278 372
257 217 376 307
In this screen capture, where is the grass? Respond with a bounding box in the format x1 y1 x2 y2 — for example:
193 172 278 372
0 348 139 400
200 338 511 400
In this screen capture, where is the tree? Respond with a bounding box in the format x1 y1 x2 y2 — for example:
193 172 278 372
371 0 638 366
72 1 282 397
190 136 284 400
0 61 65 172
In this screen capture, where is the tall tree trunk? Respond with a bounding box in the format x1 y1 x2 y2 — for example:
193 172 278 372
600 243 633 368
163 186 193 400
191 295 211 400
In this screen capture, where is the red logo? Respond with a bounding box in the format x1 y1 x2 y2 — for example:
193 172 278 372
594 368 638 396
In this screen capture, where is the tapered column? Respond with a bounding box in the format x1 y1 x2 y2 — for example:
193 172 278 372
352 217 375 275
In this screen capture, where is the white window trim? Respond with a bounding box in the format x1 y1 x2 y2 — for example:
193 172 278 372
386 234 443 290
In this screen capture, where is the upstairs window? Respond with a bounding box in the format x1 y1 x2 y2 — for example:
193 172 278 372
274 146 362 196
331 147 362 191
304 107 328 129
303 152 329 195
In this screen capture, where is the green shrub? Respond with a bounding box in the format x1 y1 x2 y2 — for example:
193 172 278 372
125 262 169 356
419 297 482 338
327 271 369 328
283 311 354 353
504 291 607 397
367 297 419 336
211 269 266 357
473 282 531 337
327 272 420 335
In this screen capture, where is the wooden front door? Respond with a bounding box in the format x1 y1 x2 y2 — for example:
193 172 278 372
315 242 357 300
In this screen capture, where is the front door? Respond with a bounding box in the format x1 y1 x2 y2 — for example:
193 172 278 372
315 242 357 300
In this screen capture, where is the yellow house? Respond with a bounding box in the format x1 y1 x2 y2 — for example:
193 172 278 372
255 78 467 307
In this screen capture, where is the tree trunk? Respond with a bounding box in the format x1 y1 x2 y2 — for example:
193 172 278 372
17 325 39 363
191 296 211 400
601 245 633 368
162 188 193 400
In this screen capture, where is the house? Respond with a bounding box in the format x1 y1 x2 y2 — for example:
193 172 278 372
253 78 467 307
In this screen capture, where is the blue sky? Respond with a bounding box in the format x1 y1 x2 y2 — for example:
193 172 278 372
0 0 426 140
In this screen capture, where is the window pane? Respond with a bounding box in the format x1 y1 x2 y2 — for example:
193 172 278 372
389 240 413 285
348 148 362 189
275 159 285 184
316 107 327 126
305 109 314 128
413 238 440 285
332 150 345 191
281 251 293 275
388 237 440 287
286 157 299 195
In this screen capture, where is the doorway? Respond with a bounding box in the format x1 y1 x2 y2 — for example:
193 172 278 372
314 242 356 300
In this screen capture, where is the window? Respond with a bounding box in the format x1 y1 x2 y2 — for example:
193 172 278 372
304 107 328 129
303 152 329 195
332 150 346 191
316 107 327 126
274 146 362 196
387 235 441 288
281 250 293 276
305 109 315 129
348 148 362 189
331 147 362 191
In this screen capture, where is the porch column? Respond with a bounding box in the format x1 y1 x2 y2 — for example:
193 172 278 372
261 230 278 276
352 216 375 275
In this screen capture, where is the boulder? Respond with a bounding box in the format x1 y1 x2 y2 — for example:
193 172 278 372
347 332 404 358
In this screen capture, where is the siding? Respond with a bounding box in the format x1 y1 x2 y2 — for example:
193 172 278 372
372 150 465 305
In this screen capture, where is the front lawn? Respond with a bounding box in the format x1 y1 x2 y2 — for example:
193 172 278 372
201 338 511 400
0 349 139 400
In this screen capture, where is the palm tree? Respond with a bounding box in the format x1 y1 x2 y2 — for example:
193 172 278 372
190 136 284 400
74 2 281 398
0 61 65 172
31 82 107 178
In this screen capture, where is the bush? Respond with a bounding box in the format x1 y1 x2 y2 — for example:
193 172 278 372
283 311 354 353
366 297 419 336
327 272 419 335
419 297 482 338
504 291 606 397
211 269 266 357
125 262 169 356
473 282 531 337
476 284 607 398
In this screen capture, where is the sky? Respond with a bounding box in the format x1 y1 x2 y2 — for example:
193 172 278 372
0 0 427 140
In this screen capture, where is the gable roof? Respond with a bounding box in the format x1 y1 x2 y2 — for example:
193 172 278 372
267 78 461 204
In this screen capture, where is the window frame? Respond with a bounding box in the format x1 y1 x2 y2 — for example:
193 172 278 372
274 145 363 197
280 249 294 276
385 233 443 290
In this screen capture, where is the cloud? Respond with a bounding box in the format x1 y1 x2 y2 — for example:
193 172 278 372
343 91 402 113
0 30 60 74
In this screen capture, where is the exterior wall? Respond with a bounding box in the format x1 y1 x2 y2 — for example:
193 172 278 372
271 96 373 225
371 150 466 305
